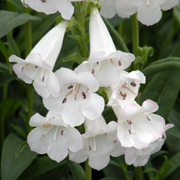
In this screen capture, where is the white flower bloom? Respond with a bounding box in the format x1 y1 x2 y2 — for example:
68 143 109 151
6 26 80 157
75 7 135 87
43 67 105 127
107 70 145 108
99 0 116 18
23 0 82 20
125 124 174 167
117 99 166 149
27 111 83 163
115 0 179 26
69 116 125 170
9 21 68 98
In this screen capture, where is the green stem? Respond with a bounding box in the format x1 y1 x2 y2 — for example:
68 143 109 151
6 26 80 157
102 17 129 53
25 19 33 133
85 159 92 180
134 166 143 180
25 20 32 56
131 13 139 70
26 85 33 133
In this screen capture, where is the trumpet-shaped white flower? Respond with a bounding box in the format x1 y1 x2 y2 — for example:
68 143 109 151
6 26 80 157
43 67 105 127
27 111 83 163
23 0 82 20
9 21 68 98
115 0 180 26
107 70 145 108
75 7 135 87
117 99 166 149
125 124 174 167
99 0 116 18
69 116 125 170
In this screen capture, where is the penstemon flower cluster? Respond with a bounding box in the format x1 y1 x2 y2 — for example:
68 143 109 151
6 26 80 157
10 0 177 171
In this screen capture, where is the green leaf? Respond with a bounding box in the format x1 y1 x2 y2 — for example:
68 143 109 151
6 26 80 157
166 109 180 154
143 57 180 78
68 160 85 180
62 51 87 64
0 10 41 38
18 156 66 179
6 34 20 56
0 39 10 60
140 70 180 119
143 167 158 174
6 0 25 12
0 98 21 119
1 134 37 180
0 70 16 87
9 124 27 138
68 34 83 46
158 153 180 180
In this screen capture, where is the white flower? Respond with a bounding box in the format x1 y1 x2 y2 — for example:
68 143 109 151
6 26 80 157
69 116 125 170
9 21 68 98
75 7 135 87
27 111 83 163
115 0 180 26
43 67 105 127
117 99 166 149
99 0 116 18
125 124 174 167
23 0 82 20
107 70 145 108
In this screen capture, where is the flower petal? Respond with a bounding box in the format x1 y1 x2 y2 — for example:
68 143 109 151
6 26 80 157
81 93 104 120
141 99 158 114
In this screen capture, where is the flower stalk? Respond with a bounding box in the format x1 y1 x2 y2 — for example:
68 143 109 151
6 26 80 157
85 159 92 180
25 19 33 133
131 13 139 70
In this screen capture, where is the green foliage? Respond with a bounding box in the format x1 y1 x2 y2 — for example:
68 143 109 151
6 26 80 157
0 10 40 38
0 0 180 180
1 133 37 180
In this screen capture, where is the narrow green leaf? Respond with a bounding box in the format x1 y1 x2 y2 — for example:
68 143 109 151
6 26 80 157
1 134 37 180
0 10 41 38
62 51 87 64
143 57 180 78
140 70 180 119
9 124 27 138
158 153 180 180
0 98 21 119
0 39 10 60
6 0 25 12
18 156 66 179
68 160 85 180
0 70 16 87
166 109 180 154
